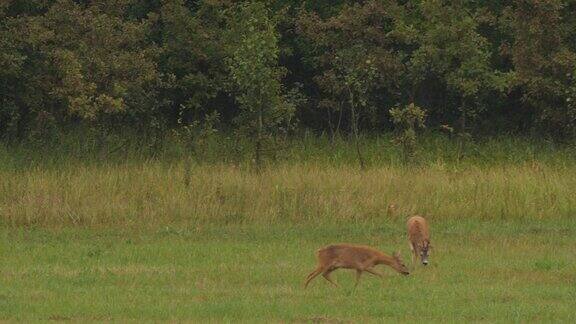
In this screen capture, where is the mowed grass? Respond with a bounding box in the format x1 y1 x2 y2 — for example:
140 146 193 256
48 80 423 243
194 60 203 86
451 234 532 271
0 221 575 322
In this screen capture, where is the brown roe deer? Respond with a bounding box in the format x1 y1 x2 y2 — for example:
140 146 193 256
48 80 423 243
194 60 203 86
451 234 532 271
304 244 409 288
407 215 431 266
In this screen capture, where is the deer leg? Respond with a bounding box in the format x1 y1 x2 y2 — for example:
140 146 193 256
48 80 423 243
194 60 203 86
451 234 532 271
409 242 417 267
354 269 363 287
304 267 323 288
365 268 383 278
322 268 338 287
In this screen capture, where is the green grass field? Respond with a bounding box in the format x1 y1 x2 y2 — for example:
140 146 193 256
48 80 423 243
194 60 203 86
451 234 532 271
1 137 575 321
1 220 575 322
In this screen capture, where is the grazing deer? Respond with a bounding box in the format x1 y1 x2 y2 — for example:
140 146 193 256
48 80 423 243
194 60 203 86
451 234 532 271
407 215 431 266
304 244 409 288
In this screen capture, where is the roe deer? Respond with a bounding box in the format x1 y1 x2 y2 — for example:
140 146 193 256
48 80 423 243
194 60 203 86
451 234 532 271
304 244 409 288
407 215 431 266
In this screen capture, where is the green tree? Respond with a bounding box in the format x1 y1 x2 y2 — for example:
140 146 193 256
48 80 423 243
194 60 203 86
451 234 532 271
2 0 160 144
2 0 576 144
389 0 506 158
502 0 576 138
0 3 25 140
296 1 404 167
225 2 295 170
159 0 229 129
337 48 379 169
390 103 427 164
404 1 500 130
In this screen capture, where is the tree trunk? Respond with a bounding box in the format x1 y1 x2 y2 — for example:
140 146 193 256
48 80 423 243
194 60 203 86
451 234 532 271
348 88 365 170
97 122 109 160
255 106 263 171
335 100 344 141
327 104 335 142
457 104 468 162
14 99 30 142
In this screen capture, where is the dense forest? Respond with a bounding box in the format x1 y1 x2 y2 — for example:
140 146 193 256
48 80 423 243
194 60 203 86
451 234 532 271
1 0 575 150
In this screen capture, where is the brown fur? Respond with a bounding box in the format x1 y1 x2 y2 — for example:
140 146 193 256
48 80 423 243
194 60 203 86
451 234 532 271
304 244 409 288
407 215 431 266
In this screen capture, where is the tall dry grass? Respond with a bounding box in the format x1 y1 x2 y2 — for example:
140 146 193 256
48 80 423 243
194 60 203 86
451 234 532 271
1 160 574 228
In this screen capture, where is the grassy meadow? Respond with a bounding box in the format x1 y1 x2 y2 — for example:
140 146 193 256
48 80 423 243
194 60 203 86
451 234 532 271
1 136 575 321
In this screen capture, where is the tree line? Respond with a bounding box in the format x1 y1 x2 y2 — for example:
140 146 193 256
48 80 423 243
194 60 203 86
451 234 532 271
1 0 575 150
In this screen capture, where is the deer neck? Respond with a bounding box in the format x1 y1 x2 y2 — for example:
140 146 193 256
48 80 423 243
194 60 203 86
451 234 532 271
375 253 395 266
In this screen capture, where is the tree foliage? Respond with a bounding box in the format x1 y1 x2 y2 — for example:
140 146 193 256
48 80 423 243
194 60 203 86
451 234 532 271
1 0 576 144
503 0 576 137
390 102 427 164
225 2 294 168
